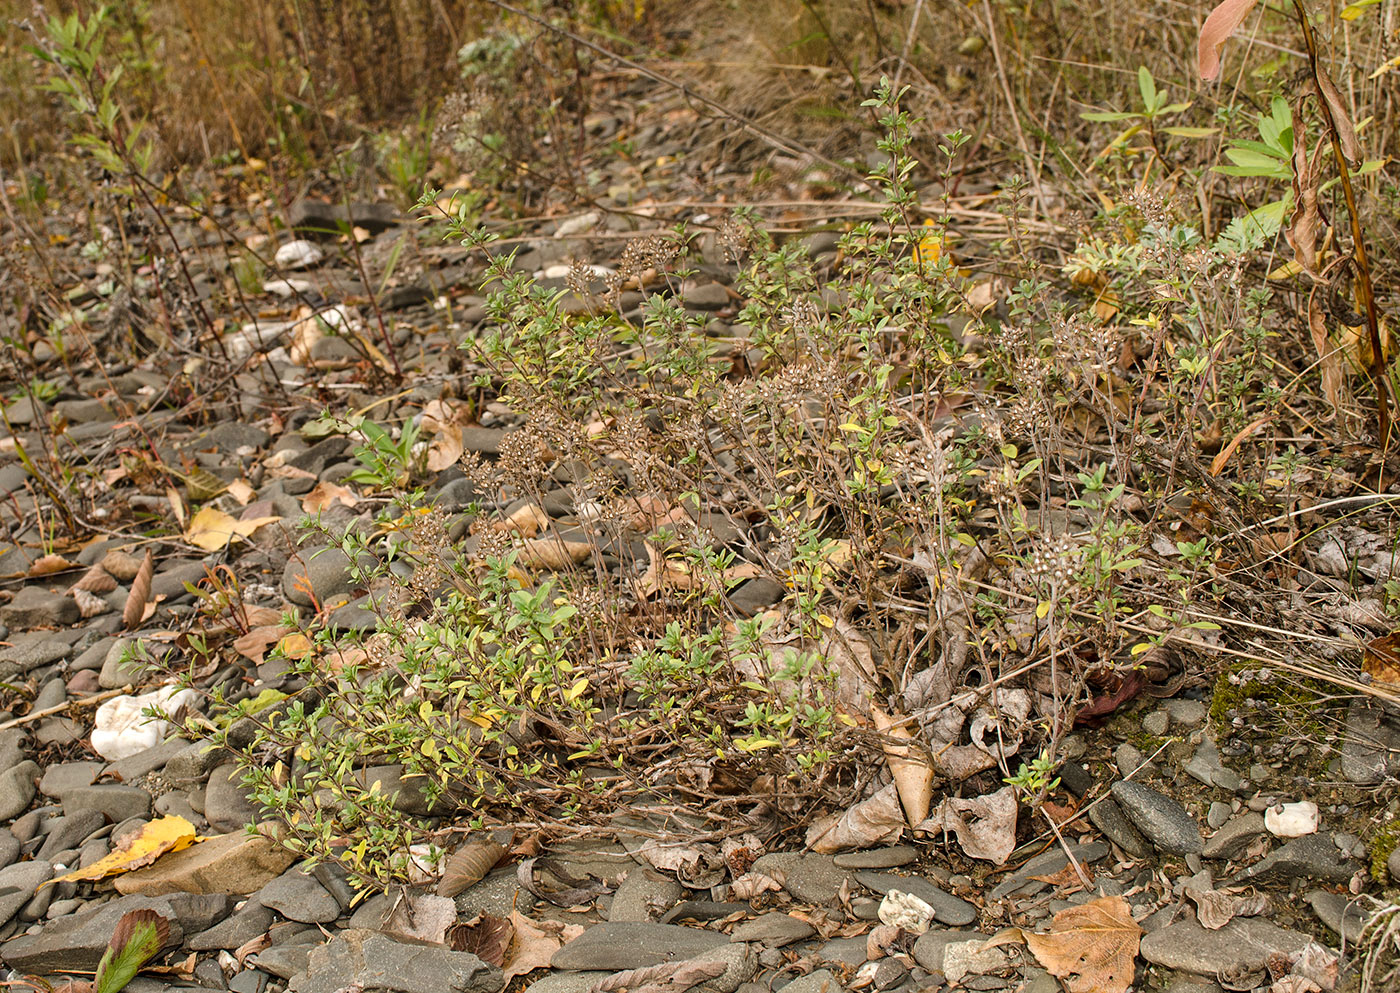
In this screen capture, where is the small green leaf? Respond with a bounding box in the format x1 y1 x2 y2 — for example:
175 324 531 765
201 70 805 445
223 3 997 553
94 910 170 993
1137 66 1157 111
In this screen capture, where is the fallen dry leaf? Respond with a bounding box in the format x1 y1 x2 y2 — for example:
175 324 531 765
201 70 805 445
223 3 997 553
72 588 110 619
301 481 359 513
70 562 117 594
232 625 284 664
730 870 785 900
438 835 508 898
920 786 1018 864
122 550 154 630
1197 0 1259 81
871 706 934 826
807 782 904 853
1021 895 1141 993
502 912 584 982
1363 631 1400 688
450 913 513 965
516 536 592 570
184 507 281 551
46 816 199 887
28 553 75 577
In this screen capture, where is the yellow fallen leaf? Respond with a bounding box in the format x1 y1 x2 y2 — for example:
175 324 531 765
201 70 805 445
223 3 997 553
46 816 199 887
185 507 282 551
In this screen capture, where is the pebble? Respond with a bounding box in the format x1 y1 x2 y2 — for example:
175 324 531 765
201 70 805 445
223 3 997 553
1202 812 1266 860
912 929 982 972
286 928 503 993
0 760 40 821
832 845 918 869
1235 834 1359 884
258 869 342 923
1140 918 1314 975
1110 781 1203 855
731 913 815 946
1087 798 1153 859
550 922 729 970
749 853 858 906
1142 710 1170 736
1305 888 1368 944
1206 802 1232 830
855 871 977 925
608 869 682 922
773 970 844 993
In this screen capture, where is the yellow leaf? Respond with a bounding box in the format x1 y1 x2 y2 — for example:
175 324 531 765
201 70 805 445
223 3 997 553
46 816 199 887
185 507 281 550
1036 600 1053 619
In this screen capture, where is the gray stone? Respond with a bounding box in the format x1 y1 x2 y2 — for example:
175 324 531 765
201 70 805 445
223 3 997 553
1389 848 1400 882
99 638 147 689
151 561 211 601
730 912 816 946
1088 798 1153 859
855 871 976 925
189 900 278 950
165 741 230 789
988 842 1109 899
104 736 188 783
70 637 114 672
0 729 29 772
727 578 784 617
1306 889 1368 944
289 199 400 236
1184 736 1241 792
1164 699 1207 726
750 852 858 906
358 765 434 815
682 282 732 311
286 929 502 993
1142 710 1170 736
282 546 374 608
1139 918 1316 976
687 943 756 993
0 587 80 628
0 760 40 821
1340 699 1400 784
0 860 54 927
36 810 105 861
206 423 271 452
832 845 917 869
912 930 981 972
610 869 682 922
454 866 524 918
38 761 103 800
258 869 341 923
0 892 232 971
0 829 20 869
205 762 262 832
0 635 71 671
811 936 867 968
1111 781 1202 854
1206 802 1232 830
551 922 729 970
1236 834 1359 884
63 785 151 823
1116 740 1148 778
252 943 317 981
775 970 844 993
525 973 610 993
1202 812 1266 860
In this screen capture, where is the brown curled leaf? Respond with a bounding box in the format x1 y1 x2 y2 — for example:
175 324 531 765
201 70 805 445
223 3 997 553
437 835 508 898
1198 0 1260 81
1313 66 1361 165
122 551 154 630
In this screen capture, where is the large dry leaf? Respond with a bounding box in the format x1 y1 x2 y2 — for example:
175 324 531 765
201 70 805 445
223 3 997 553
184 507 281 551
1185 885 1270 930
590 958 726 993
437 835 507 898
871 706 933 826
122 551 154 630
919 785 1018 864
382 892 458 944
516 536 592 570
449 914 513 965
29 553 75 577
70 562 117 594
1022 895 1141 993
421 400 474 472
502 911 584 982
301 481 358 513
47 816 199 887
1313 67 1361 165
1286 129 1323 278
1198 0 1260 81
806 782 904 853
1307 295 1345 413
730 870 785 900
73 588 110 619
232 625 285 664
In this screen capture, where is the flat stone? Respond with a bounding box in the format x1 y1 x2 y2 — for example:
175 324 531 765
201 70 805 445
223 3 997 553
252 942 317 980
1340 699 1400 784
1111 781 1202 855
912 930 981 972
104 736 189 783
1139 918 1316 976
358 765 434 815
727 578 784 617
0 635 71 671
832 845 918 869
286 929 502 993
526 974 610 993
38 761 103 800
609 868 682 922
1236 834 1359 884
36 810 105 861
258 869 341 923
1164 699 1207 726
1 892 232 971
0 829 20 869
682 282 732 311
189 900 278 950
551 922 729 970
0 587 80 628
116 829 296 896
1202 812 1266 860
750 853 858 906
0 729 30 772
289 199 400 236
1306 889 1368 944
205 762 262 832
165 741 230 790
62 784 150 822
1088 798 1153 858
282 546 374 608
1142 710 1169 736
775 970 845 993
1184 736 1241 792
0 760 40 821
855 871 976 925
730 913 816 946
0 860 54 928
1206 802 1232 830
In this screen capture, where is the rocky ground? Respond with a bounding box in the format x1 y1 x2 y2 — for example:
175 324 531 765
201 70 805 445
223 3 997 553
1 77 1399 993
